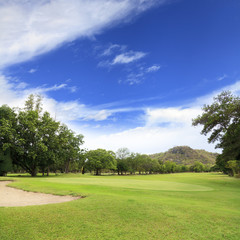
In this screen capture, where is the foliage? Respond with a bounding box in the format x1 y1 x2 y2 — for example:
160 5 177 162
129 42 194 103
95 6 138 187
227 160 240 176
55 124 84 174
0 105 16 175
192 91 240 175
0 95 84 176
0 149 12 176
86 149 117 175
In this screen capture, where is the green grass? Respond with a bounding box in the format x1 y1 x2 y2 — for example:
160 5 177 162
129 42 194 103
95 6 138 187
0 173 240 240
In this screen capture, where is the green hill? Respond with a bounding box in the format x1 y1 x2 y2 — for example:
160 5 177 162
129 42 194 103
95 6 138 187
150 146 218 165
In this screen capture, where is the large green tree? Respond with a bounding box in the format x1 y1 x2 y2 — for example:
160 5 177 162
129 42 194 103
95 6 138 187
192 91 240 174
11 95 61 176
0 94 84 176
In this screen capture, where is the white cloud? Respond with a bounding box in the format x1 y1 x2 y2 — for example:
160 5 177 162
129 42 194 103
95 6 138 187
97 44 147 69
2 73 240 154
112 51 147 65
75 104 219 154
146 65 161 72
75 81 240 153
81 125 217 154
144 107 201 127
101 44 125 56
0 74 139 122
28 68 37 74
0 0 161 69
217 74 228 81
124 72 145 85
118 64 161 85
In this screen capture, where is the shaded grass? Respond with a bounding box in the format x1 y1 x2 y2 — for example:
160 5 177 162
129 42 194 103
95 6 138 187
0 173 240 240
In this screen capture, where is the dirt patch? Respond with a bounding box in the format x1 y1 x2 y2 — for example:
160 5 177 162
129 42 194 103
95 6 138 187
0 181 80 207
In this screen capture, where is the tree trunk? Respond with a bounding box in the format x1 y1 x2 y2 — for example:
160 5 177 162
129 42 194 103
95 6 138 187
65 160 70 173
96 168 101 175
31 168 37 177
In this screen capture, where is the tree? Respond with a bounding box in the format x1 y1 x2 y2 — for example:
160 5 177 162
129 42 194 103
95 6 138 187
126 153 138 174
190 161 205 172
37 112 60 176
227 160 240 176
0 95 85 176
164 161 177 173
11 98 57 176
116 148 130 175
0 105 17 176
192 91 240 174
86 149 117 175
56 124 84 173
0 149 12 176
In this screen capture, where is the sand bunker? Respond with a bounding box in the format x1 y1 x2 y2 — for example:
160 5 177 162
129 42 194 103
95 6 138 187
0 181 80 207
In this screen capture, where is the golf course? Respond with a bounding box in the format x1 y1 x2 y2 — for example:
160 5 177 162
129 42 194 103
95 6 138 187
0 173 239 240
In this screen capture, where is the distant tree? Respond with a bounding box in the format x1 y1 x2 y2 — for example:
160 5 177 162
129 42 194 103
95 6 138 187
158 163 167 174
126 153 138 174
137 154 157 174
116 148 130 159
148 159 160 174
190 161 205 172
86 149 117 175
115 148 130 175
165 161 177 173
227 160 240 176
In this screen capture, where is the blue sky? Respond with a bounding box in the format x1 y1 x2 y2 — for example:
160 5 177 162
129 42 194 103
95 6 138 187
1 0 240 153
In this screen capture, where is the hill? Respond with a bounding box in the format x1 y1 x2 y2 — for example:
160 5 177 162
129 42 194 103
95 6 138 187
149 146 218 165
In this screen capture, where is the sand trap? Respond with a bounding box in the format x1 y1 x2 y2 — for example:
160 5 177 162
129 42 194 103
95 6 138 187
0 181 80 207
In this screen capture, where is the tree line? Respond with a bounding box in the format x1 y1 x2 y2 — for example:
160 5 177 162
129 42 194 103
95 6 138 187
3 92 238 177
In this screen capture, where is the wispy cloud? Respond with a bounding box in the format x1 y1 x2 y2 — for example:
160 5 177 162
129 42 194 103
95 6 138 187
146 64 161 72
0 0 162 69
101 44 126 56
120 64 162 85
112 51 147 65
0 74 141 122
125 72 145 85
98 45 147 67
217 74 228 81
28 68 37 74
97 43 161 84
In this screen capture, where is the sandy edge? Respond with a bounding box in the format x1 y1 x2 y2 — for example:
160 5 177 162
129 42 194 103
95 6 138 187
0 181 81 207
